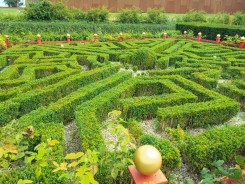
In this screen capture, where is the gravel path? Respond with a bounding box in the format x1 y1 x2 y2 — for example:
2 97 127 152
64 121 82 154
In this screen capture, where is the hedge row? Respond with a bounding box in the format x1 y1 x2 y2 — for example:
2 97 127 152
0 65 120 126
0 21 174 36
218 80 245 109
179 124 245 170
148 67 209 79
176 22 245 40
191 69 221 89
119 78 197 119
157 98 239 129
0 69 79 101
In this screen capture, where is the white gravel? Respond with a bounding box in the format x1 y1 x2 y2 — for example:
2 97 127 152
64 121 82 154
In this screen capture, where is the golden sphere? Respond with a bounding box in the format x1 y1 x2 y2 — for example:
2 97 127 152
133 145 162 176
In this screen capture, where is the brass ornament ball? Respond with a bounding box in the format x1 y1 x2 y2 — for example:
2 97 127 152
133 145 162 176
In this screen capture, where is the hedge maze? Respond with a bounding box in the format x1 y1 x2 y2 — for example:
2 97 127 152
0 40 245 182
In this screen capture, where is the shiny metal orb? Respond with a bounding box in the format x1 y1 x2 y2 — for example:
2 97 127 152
133 145 162 176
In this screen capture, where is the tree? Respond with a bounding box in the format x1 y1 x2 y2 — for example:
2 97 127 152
4 0 23 7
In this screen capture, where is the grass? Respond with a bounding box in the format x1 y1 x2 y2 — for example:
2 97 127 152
0 7 24 15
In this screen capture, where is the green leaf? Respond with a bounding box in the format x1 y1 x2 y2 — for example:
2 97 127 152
111 168 118 179
0 147 3 158
65 152 84 160
17 179 33 184
35 167 42 178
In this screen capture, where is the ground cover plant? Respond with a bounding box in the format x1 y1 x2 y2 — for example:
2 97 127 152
0 39 245 183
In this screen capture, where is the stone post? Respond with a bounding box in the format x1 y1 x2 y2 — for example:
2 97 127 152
216 34 221 44
239 36 245 49
119 32 123 41
37 34 41 44
67 34 71 43
184 31 187 39
5 35 10 49
197 32 202 42
93 33 98 42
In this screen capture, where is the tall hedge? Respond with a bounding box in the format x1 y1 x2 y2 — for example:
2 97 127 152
176 22 245 40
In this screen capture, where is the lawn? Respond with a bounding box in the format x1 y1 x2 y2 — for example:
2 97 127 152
0 7 24 15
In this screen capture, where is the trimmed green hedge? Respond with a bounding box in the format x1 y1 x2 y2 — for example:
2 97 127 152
191 69 221 89
0 65 120 126
218 80 245 109
179 124 245 170
157 98 239 129
176 22 245 40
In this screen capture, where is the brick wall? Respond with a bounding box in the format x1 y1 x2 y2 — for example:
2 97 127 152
26 0 245 13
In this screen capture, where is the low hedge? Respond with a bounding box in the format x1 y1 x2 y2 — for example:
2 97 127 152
176 22 245 40
218 80 245 109
191 69 221 89
0 69 79 101
157 98 239 129
179 124 245 170
0 65 120 126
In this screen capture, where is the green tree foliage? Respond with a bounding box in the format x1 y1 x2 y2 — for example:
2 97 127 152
3 0 22 7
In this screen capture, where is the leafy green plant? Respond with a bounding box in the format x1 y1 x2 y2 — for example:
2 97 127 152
0 121 33 169
98 110 136 183
200 160 243 184
234 12 245 26
53 150 99 184
235 155 245 169
224 34 241 44
24 139 59 180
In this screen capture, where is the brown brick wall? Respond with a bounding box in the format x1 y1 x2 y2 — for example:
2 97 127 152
27 0 245 13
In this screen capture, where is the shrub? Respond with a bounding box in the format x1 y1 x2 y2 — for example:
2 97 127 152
182 10 207 22
86 7 109 22
146 8 165 24
69 8 85 20
233 12 245 26
118 8 141 23
24 0 70 20
208 13 231 25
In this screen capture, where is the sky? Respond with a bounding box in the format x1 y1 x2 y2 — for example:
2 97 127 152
0 0 25 7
